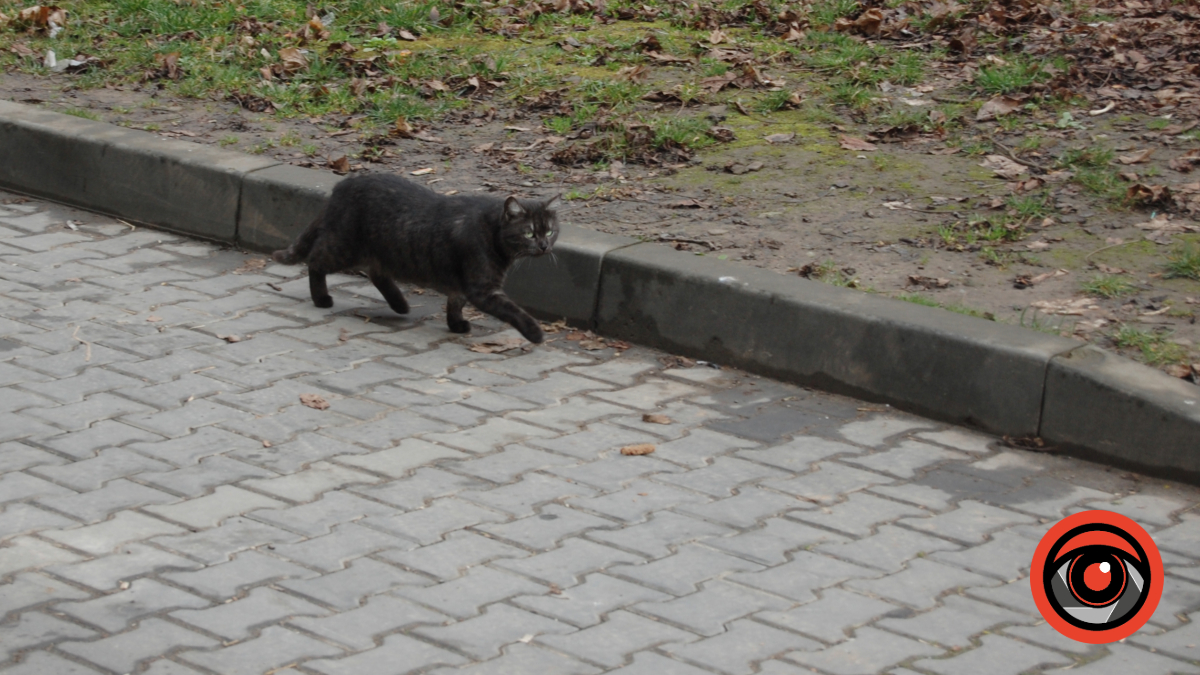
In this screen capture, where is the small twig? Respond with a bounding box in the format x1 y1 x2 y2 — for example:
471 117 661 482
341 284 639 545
656 235 718 250
990 136 1052 173
71 325 92 362
1085 239 1138 260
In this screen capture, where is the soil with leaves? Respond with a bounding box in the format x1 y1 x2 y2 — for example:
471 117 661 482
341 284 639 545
2 0 1199 383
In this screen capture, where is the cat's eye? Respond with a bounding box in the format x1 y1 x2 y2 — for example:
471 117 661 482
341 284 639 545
524 231 536 239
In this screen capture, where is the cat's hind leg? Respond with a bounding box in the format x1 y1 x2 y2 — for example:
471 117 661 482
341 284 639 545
467 289 543 343
369 270 409 315
446 294 471 334
308 270 334 308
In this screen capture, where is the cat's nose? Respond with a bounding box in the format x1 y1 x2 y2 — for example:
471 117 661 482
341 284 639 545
538 240 549 252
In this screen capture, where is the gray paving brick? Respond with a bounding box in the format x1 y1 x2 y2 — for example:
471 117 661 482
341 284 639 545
0 650 107 675
480 503 614 551
59 618 218 674
0 611 97 661
649 429 759 469
1082 493 1190 528
549 452 684 491
0 502 76 539
607 544 760 597
142 454 278 496
154 516 303 564
477 348 592 380
172 586 329 640
675 487 810 528
290 593 449 650
178 625 344 675
395 566 547 619
512 572 670 627
763 462 892 504
369 497 506 546
47 542 200 591
0 536 85 578
250 491 396 537
0 411 61 442
43 511 186 555
242 461 379 502
25 393 156 431
839 416 935 447
414 603 576 659
383 530 528 581
565 356 660 385
1150 576 1200 629
846 558 997 610
0 571 92 619
799 493 926 538
453 444 579 483
785 626 943 675
272 522 416 572
37 478 177 522
915 429 994 454
118 373 231 410
22 367 143 404
335 409 452 449
426 642 601 675
707 517 845 566
993 477 1114 519
656 456 789 497
539 610 699 668
868 482 955 510
817 524 962 573
163 550 316 600
730 551 879 603
461 472 598 518
1155 514 1200 558
570 480 710 523
529 422 661 460
604 652 713 675
0 443 64 477
493 538 643 587
929 528 1039 581
878 594 1032 649
494 372 615 406
330 438 466 479
611 400 729 440
279 556 426 609
756 588 899 644
29 447 172 491
144 484 281 530
356 467 489 510
842 440 967 479
636 578 792 636
900 500 1036 544
305 633 466 675
592 378 704 409
201 353 322 388
664 619 820 675
1064 643 1200 675
0 472 73 504
425 418 560 454
123 398 257 438
508 396 629 431
1000 621 1100 656
58 578 210 632
911 633 1070 675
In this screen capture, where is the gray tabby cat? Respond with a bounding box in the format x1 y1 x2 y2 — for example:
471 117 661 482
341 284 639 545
273 173 559 343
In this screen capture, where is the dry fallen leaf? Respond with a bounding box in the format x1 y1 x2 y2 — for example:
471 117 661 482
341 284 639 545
976 95 1022 121
979 155 1027 179
299 393 330 410
146 315 162 323
579 338 607 351
838 135 876 152
764 132 795 144
468 337 526 353
327 155 350 174
1029 298 1101 315
1117 148 1155 165
642 413 672 425
218 334 241 343
1165 364 1194 379
620 444 656 456
410 167 435 176
278 47 309 74
1170 149 1200 173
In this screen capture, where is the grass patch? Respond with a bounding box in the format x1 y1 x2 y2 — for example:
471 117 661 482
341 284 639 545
1080 274 1136 298
899 293 996 320
1111 325 1190 366
976 56 1055 95
1165 243 1200 280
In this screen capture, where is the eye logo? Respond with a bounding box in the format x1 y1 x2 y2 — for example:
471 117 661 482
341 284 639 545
1030 510 1163 644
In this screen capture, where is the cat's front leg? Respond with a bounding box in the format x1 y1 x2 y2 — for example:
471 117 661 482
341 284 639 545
467 289 544 344
308 271 334 308
446 295 470 334
369 271 409 315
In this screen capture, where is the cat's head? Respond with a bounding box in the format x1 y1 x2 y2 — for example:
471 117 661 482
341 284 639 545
503 195 560 257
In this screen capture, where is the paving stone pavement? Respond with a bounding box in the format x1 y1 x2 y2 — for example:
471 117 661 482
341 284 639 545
2 191 1200 674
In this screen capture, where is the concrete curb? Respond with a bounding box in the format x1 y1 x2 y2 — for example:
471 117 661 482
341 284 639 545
1 101 1196 478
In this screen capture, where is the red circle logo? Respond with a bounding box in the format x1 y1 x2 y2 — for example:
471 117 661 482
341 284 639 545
1030 510 1163 644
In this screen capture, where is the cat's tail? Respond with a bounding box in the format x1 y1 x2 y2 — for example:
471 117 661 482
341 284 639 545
271 209 324 265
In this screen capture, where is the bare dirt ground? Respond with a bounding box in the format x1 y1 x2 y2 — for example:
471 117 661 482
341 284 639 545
2 1 1199 383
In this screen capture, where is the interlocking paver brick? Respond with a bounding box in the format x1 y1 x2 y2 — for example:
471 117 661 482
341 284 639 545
612 401 729 440
636 578 792 636
425 418 559 454
479 503 613 550
603 651 714 675
649 429 759 469
59 618 218 674
369 497 505 546
0 536 86 578
1001 621 1100 656
331 438 466 478
171 586 329 640
608 543 760 596
590 510 731 559
29 447 172 491
394 566 546 619
336 409 453 449
0 571 92 619
1080 493 1189 527
549 451 684 490
153 516 303 564
304 633 466 675
36 419 162 461
674 487 810 528
842 440 967 479
142 454 277 496
838 416 935 447
816 523 962 573
495 372 615 406
0 503 76 539
929 528 1038 581
25 393 155 431
877 595 1032 649
656 456 789 497
47 542 200 591
278 556 426 608
452 444 579 483
663 619 820 675
785 626 943 675
383 530 527 581
493 538 643 587
144 486 283 529
178 625 344 675
0 611 97 660
846 558 997 610
129 426 264 465
529 421 660 460
162 549 316 600
729 550 878 603
356 467 488 510
271 522 416 571
509 396 629 431
991 477 1113 519
566 356 660 385
461 472 598 518
570 479 710 523
0 650 107 675
707 517 845 566
58 578 210 632
36 479 176 523
537 610 699 668
1062 643 1200 675
869 482 955 510
1149 576 1200 629
756 588 899 644
591 378 704 409
413 603 576 659
512 572 669 626
43 511 187 555
241 461 380 502
0 471 75 504
910 633 1070 675
789 492 926 537
476 348 592 380
0 441 64 473
915 429 994 454
250 491 396 537
290 593 448 650
900 500 1036 544
763 462 892 504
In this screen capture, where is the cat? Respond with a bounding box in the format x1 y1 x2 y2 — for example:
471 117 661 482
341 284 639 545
272 173 560 344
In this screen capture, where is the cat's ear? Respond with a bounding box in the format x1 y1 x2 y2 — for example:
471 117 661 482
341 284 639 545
545 194 563 212
504 196 527 220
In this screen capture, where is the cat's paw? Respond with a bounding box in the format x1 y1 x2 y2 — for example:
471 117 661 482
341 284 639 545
519 324 545 344
448 318 471 334
314 296 334 309
389 301 410 315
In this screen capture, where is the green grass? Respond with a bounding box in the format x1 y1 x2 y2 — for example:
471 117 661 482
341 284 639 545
1165 244 1200 280
1111 326 1190 366
1081 275 1136 298
976 57 1053 95
61 107 102 121
899 293 996 320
